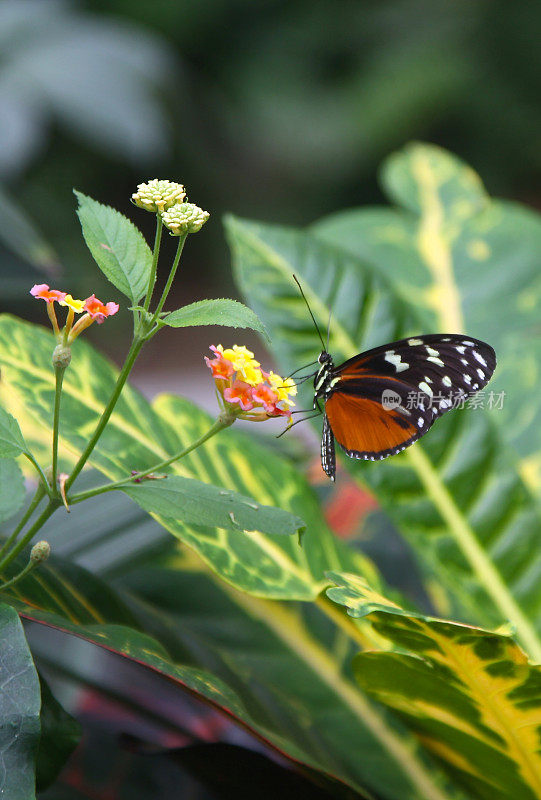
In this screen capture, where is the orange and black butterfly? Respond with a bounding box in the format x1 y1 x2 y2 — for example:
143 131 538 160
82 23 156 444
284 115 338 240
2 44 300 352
292 277 497 481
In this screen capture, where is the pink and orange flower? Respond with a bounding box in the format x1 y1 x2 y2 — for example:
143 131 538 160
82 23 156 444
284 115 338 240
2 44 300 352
30 284 66 304
205 344 297 421
30 284 119 341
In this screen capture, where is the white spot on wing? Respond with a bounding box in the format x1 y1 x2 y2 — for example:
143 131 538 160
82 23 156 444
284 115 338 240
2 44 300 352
464 374 472 384
455 345 466 354
427 356 444 367
385 351 409 372
463 340 474 346
408 338 423 346
473 351 487 367
419 380 433 396
477 368 485 379
442 376 452 387
426 346 440 357
418 416 424 427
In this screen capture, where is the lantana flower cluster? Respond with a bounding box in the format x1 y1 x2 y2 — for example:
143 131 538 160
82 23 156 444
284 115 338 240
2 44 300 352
205 344 297 421
132 179 209 236
30 284 119 341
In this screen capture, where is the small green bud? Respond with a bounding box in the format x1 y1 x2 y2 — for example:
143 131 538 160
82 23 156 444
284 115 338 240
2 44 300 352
52 344 71 370
30 540 51 563
132 179 186 212
161 202 210 235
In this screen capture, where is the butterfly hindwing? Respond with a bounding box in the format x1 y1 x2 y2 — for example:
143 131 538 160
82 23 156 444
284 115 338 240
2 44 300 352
323 334 496 462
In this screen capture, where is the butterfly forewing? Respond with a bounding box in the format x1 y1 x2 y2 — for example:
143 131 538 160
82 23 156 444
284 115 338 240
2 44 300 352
323 334 496 463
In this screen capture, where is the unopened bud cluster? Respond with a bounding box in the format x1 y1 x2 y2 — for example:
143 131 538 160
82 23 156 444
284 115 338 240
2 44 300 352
132 179 209 236
30 540 51 563
161 202 210 236
132 179 186 212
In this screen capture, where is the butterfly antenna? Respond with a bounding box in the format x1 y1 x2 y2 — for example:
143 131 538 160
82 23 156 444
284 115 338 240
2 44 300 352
326 309 332 351
293 274 326 351
285 359 319 380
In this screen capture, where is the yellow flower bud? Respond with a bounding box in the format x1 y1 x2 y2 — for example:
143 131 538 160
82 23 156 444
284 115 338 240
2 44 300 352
132 179 186 212
161 202 210 235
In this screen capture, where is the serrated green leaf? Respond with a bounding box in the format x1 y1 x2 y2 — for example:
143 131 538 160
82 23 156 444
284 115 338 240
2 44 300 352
327 571 541 800
314 142 541 489
0 406 27 457
123 475 304 536
75 190 151 303
0 459 26 523
0 602 41 800
161 299 270 341
0 315 370 600
227 213 541 660
36 674 81 792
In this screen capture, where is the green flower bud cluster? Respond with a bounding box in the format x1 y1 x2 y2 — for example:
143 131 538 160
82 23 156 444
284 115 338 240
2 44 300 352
132 179 186 213
30 540 51 563
161 202 210 236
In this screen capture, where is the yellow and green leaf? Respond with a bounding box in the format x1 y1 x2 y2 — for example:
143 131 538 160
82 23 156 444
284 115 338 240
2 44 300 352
314 142 541 490
227 210 541 659
1 542 453 800
327 571 541 800
0 314 371 600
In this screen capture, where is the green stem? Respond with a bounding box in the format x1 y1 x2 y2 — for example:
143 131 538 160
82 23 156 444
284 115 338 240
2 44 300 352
69 415 234 504
64 336 145 493
143 214 163 314
0 501 57 574
147 233 187 333
0 484 46 563
51 366 65 493
0 559 38 591
23 452 52 496
407 445 541 661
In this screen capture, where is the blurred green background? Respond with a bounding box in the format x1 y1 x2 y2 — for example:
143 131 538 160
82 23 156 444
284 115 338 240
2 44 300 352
1 0 540 361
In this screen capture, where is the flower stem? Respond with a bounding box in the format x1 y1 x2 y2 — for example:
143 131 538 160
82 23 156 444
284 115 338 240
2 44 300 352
146 233 187 334
0 484 46 564
0 501 57 574
0 559 38 591
64 336 145 493
68 415 235 504
143 213 163 314
52 365 65 494
23 452 52 496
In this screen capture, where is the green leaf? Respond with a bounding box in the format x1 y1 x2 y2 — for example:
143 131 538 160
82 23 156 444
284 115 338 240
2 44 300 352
1 543 457 800
0 406 27 457
123 475 304 537
226 213 541 659
0 602 41 800
161 298 270 341
36 674 81 792
0 315 371 600
314 142 541 489
0 459 26 523
0 185 59 275
74 190 151 303
327 571 541 800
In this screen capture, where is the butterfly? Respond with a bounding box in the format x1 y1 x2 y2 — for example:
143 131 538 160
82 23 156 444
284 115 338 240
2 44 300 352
291 278 497 481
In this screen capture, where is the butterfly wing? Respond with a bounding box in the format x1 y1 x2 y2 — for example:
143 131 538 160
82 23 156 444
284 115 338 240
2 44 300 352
325 334 496 462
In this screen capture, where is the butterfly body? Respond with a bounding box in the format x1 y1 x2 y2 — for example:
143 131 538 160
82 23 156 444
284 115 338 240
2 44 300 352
312 333 496 480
